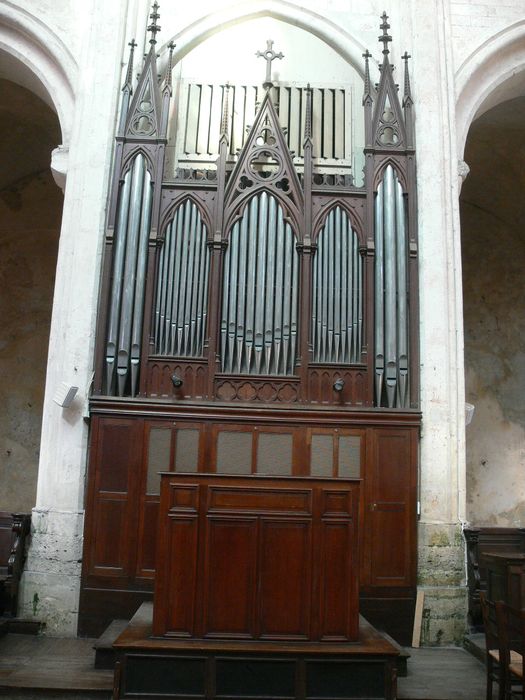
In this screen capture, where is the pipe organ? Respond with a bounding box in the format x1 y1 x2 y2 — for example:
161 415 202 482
221 192 299 376
312 206 362 364
82 9 421 646
154 200 210 358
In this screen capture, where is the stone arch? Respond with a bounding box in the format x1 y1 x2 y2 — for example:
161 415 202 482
0 3 77 146
458 21 525 531
159 0 377 80
456 19 525 157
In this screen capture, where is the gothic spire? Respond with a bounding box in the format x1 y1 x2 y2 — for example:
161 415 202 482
304 83 312 144
220 83 231 141
370 12 407 150
147 1 161 46
123 4 164 139
379 11 392 58
402 51 413 106
123 39 137 93
162 41 175 93
362 49 373 105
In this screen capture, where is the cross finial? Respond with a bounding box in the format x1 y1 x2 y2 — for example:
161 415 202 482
379 12 392 56
148 2 161 45
123 39 138 91
402 51 412 103
163 41 175 89
256 39 284 90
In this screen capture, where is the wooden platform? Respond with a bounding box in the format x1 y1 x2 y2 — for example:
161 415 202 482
0 629 496 699
113 602 399 699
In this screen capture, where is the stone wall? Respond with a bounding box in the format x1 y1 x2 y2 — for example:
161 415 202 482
461 97 525 527
0 80 62 513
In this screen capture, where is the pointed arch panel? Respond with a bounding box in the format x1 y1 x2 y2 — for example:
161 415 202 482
220 191 299 375
105 153 153 397
153 200 210 357
374 165 409 408
312 206 363 364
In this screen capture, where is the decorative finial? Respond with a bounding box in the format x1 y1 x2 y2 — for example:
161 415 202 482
402 51 412 102
379 12 392 56
148 2 161 45
363 49 372 97
220 83 231 138
163 41 175 89
304 83 312 141
123 39 137 91
256 39 284 90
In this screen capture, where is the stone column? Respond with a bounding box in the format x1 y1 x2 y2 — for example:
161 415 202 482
407 0 467 644
19 0 135 635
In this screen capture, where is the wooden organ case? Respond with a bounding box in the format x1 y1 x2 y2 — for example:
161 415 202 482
80 7 421 667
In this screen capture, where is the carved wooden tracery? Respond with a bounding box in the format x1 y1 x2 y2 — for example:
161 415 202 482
94 13 418 410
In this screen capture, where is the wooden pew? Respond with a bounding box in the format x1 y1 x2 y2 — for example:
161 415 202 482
0 512 31 619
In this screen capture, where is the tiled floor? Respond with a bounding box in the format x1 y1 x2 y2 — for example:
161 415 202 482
0 632 495 699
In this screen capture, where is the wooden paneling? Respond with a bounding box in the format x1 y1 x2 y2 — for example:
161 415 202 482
80 409 419 641
153 474 360 642
258 520 312 639
464 527 525 627
319 521 354 640
86 419 143 578
204 519 257 637
136 499 159 576
166 517 198 636
363 429 417 589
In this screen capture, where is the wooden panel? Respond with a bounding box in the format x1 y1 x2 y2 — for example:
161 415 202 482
169 484 199 511
164 518 199 636
322 490 353 516
464 527 525 627
153 474 359 642
97 422 135 492
81 412 419 641
365 429 417 588
319 521 355 640
208 487 311 514
204 519 257 637
136 499 159 575
308 367 368 406
91 497 128 573
86 418 144 579
258 519 312 639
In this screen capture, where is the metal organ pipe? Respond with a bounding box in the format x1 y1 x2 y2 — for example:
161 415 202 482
105 153 153 397
374 165 409 408
105 170 131 393
153 200 210 359
383 165 397 407
312 206 362 364
117 155 145 396
395 180 409 408
130 167 153 396
220 193 298 375
374 185 385 403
